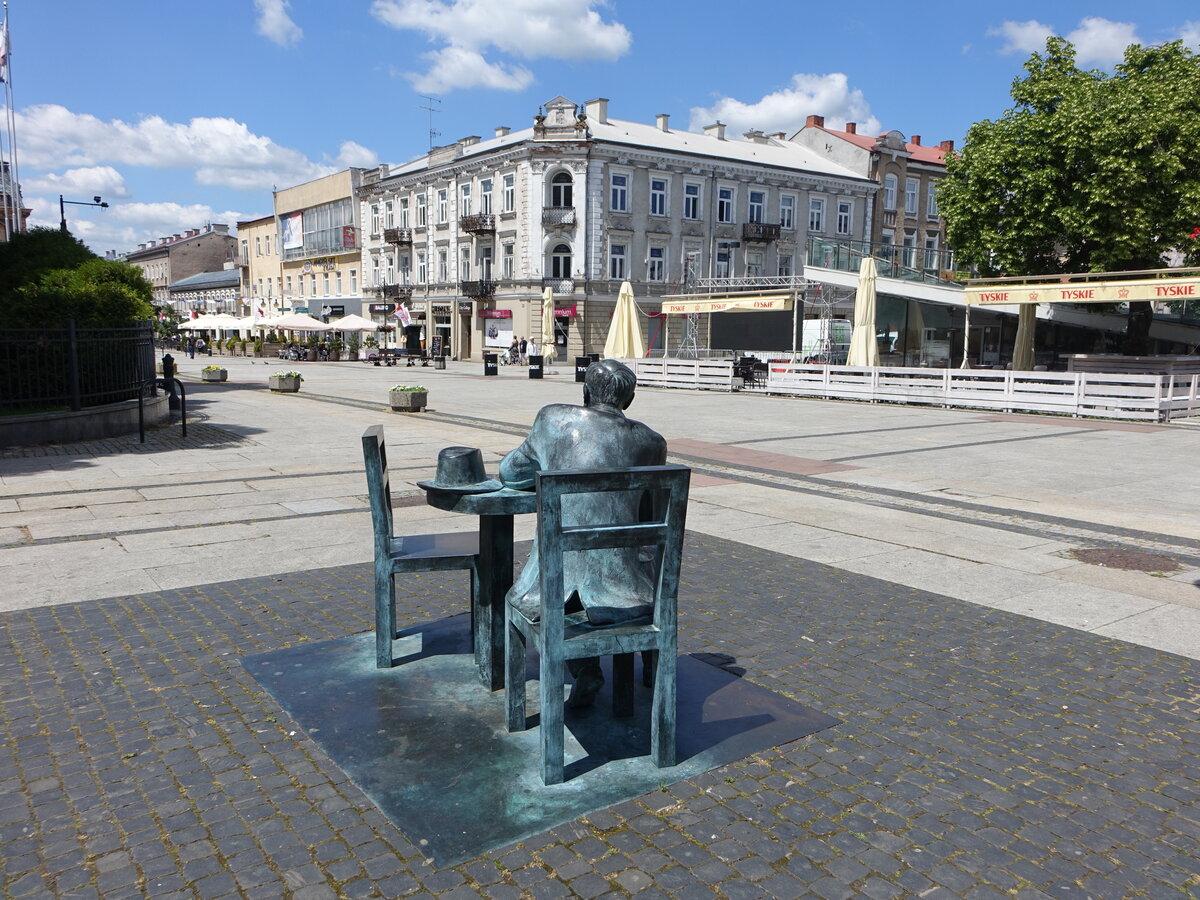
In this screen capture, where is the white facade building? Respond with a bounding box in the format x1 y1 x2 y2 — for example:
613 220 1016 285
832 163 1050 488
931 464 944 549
358 96 874 360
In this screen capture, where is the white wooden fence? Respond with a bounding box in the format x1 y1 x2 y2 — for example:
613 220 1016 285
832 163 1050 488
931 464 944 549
624 357 1200 422
628 358 737 392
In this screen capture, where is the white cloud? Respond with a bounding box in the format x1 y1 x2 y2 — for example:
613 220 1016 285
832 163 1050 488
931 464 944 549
988 17 1141 67
22 166 131 199
1067 17 1140 67
14 105 371 192
689 74 881 139
24 196 253 254
1181 22 1200 50
254 0 302 47
371 0 630 92
988 19 1055 56
333 140 381 169
409 46 533 93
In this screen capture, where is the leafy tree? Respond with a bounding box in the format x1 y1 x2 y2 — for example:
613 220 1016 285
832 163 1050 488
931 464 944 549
0 227 94 301
939 38 1200 353
6 258 153 328
0 228 154 328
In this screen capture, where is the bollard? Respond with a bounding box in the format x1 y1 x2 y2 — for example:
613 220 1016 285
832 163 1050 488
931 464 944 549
575 356 590 383
161 353 180 410
528 355 543 379
483 352 498 376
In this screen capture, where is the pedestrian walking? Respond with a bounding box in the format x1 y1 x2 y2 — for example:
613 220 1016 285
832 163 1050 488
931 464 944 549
519 336 528 365
187 337 196 359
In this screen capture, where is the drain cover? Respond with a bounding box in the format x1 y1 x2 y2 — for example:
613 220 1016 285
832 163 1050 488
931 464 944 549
1068 548 1182 572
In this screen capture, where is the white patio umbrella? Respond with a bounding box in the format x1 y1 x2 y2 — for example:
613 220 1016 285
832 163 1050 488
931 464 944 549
603 280 644 359
846 256 880 367
271 312 333 331
540 286 557 363
327 313 380 331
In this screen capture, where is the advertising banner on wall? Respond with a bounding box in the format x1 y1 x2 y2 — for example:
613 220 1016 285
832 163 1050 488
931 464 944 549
964 276 1200 305
282 212 303 250
484 317 514 348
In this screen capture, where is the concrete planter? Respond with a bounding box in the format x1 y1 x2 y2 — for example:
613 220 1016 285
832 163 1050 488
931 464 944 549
389 390 427 412
269 375 302 393
201 368 228 383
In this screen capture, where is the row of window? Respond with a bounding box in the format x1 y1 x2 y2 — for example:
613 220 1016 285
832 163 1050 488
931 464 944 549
252 269 360 299
370 174 519 232
882 174 939 218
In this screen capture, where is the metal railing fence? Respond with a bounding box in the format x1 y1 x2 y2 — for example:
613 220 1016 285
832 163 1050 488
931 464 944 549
0 320 156 413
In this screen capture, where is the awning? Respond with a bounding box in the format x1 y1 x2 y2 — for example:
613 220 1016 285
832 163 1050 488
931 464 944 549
660 294 793 314
965 274 1200 305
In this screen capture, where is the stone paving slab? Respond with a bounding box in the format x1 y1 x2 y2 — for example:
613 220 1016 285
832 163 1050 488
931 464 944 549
2 532 1198 898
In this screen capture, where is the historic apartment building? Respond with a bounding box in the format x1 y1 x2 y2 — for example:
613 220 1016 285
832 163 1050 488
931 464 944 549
791 115 954 277
356 96 875 360
236 214 282 315
120 224 237 308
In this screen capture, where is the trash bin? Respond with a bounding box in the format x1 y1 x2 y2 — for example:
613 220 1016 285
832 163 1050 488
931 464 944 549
575 356 591 382
589 353 601 363
528 355 543 379
483 353 498 376
434 356 446 370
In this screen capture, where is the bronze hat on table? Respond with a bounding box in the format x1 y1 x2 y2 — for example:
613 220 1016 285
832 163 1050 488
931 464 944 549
417 446 502 494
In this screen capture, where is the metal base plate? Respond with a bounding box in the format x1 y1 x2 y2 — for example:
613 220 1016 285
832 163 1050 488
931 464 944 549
242 614 838 867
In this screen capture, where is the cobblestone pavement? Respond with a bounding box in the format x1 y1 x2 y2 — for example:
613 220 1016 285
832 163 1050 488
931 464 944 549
2 533 1197 899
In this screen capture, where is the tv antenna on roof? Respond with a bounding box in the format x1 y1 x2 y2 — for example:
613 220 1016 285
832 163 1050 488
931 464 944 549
418 95 441 150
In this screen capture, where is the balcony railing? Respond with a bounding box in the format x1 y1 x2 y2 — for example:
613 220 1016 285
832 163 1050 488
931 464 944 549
805 237 962 286
542 207 577 227
460 214 495 234
383 227 413 245
376 284 413 301
742 222 781 242
542 277 575 293
460 280 497 299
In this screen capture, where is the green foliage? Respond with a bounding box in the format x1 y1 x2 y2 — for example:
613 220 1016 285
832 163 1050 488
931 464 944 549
7 258 154 328
254 337 263 352
348 334 361 353
0 228 94 304
941 38 1200 277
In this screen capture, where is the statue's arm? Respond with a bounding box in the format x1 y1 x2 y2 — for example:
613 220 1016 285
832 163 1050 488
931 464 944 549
500 425 542 490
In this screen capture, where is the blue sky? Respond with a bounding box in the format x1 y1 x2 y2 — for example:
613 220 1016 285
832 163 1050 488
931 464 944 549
4 0 1198 253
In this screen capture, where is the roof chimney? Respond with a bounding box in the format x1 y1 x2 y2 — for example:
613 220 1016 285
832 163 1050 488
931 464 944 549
939 139 955 153
911 135 921 146
494 126 510 138
585 98 609 125
742 129 769 144
805 114 825 128
656 113 670 132
845 122 857 134
768 132 786 141
458 135 480 147
704 121 726 140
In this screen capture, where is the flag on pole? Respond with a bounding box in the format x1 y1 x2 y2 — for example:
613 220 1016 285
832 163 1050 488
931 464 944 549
395 303 412 327
190 309 198 320
0 22 8 84
253 303 264 324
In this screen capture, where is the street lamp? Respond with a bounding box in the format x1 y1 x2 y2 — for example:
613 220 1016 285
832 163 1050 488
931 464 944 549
59 194 109 233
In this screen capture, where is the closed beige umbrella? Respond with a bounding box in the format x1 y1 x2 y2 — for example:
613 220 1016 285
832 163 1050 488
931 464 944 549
541 286 557 363
1012 304 1036 370
846 257 879 366
603 280 644 359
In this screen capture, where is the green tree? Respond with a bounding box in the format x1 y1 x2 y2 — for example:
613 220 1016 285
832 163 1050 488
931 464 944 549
7 258 153 328
939 38 1200 353
0 227 94 301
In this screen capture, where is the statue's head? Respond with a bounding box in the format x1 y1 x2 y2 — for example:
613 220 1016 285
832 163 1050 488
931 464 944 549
583 359 637 410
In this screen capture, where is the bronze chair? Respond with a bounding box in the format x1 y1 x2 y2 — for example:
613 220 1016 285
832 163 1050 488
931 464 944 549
505 464 690 784
362 425 480 668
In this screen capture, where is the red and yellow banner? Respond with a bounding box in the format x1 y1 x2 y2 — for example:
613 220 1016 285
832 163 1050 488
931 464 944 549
661 295 793 314
964 277 1200 305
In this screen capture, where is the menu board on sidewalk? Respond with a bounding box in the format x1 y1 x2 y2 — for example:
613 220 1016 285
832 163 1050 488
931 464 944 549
430 335 443 357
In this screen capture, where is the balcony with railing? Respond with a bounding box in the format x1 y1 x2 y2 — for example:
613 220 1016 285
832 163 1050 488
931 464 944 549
806 237 962 287
460 280 497 299
383 227 413 245
460 214 495 235
742 222 781 242
542 277 575 293
542 207 577 227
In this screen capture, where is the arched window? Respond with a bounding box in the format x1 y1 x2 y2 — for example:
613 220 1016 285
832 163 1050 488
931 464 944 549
551 172 573 208
551 243 572 279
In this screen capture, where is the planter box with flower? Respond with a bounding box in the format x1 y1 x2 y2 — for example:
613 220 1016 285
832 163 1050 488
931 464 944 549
202 365 228 382
389 385 427 412
269 371 304 393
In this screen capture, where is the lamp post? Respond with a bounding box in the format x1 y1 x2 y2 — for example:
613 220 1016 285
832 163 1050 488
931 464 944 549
59 195 109 233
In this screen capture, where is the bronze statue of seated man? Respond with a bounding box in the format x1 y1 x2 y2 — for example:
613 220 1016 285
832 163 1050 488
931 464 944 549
500 360 667 706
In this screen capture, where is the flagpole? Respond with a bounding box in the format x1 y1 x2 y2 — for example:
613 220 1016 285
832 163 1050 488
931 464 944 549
2 2 22 238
